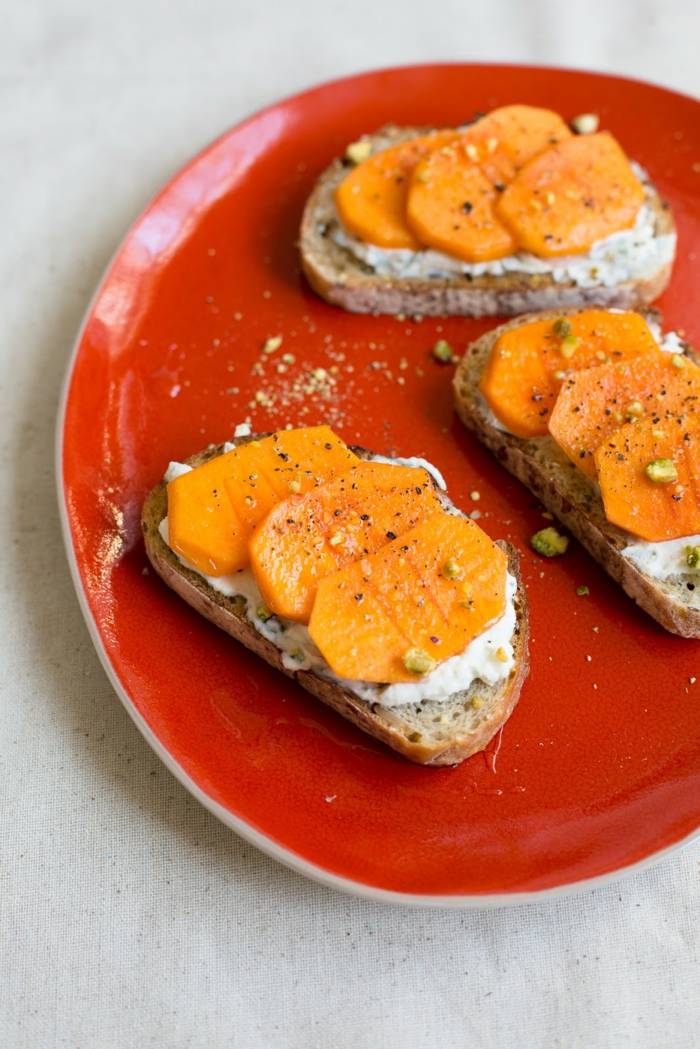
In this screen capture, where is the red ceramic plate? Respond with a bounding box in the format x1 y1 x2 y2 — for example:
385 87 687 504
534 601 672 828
58 64 700 904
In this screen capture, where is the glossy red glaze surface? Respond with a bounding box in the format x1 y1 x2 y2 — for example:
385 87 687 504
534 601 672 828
60 65 700 899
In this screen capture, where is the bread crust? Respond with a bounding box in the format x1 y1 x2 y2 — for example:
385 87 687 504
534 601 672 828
300 125 675 317
453 309 700 638
141 439 529 766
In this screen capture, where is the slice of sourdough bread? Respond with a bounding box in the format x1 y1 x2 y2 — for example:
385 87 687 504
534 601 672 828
141 438 529 766
300 125 675 318
453 309 700 638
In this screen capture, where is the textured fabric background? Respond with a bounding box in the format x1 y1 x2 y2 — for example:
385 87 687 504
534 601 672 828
1 2 698 1047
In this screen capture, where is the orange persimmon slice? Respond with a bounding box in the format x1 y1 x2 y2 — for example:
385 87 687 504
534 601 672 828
335 130 457 249
308 512 507 683
167 458 250 578
250 462 442 622
406 148 517 262
459 104 572 187
595 413 700 541
496 132 645 257
167 426 356 576
480 310 660 439
549 352 700 476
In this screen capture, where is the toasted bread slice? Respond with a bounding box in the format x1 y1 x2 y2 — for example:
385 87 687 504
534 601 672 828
300 125 675 317
141 439 529 766
453 310 700 638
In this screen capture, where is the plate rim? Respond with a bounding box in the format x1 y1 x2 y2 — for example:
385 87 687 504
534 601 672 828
56 61 700 906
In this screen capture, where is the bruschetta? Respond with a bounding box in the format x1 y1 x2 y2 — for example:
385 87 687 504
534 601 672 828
142 425 529 765
453 308 700 637
301 106 675 317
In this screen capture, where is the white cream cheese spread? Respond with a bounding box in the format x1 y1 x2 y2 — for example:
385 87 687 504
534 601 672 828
622 535 700 583
159 457 516 707
163 460 193 483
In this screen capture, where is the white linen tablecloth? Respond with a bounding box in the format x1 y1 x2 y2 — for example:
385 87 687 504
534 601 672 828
1 2 698 1046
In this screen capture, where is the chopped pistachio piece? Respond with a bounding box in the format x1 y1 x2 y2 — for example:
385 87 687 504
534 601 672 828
256 606 272 622
685 546 700 570
262 335 283 354
560 334 581 358
644 458 678 484
403 648 437 676
571 112 599 135
531 526 569 557
345 139 371 164
442 557 462 579
576 585 590 597
329 531 343 547
287 479 301 493
552 317 571 339
432 339 456 363
625 400 644 419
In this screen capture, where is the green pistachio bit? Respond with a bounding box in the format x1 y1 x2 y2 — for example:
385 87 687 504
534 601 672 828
571 113 599 135
345 139 371 164
685 546 700 570
442 557 462 579
262 335 282 354
552 317 571 339
432 339 455 363
531 526 569 557
560 334 581 359
644 458 678 484
256 606 272 622
576 585 590 597
625 400 644 419
403 647 437 676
